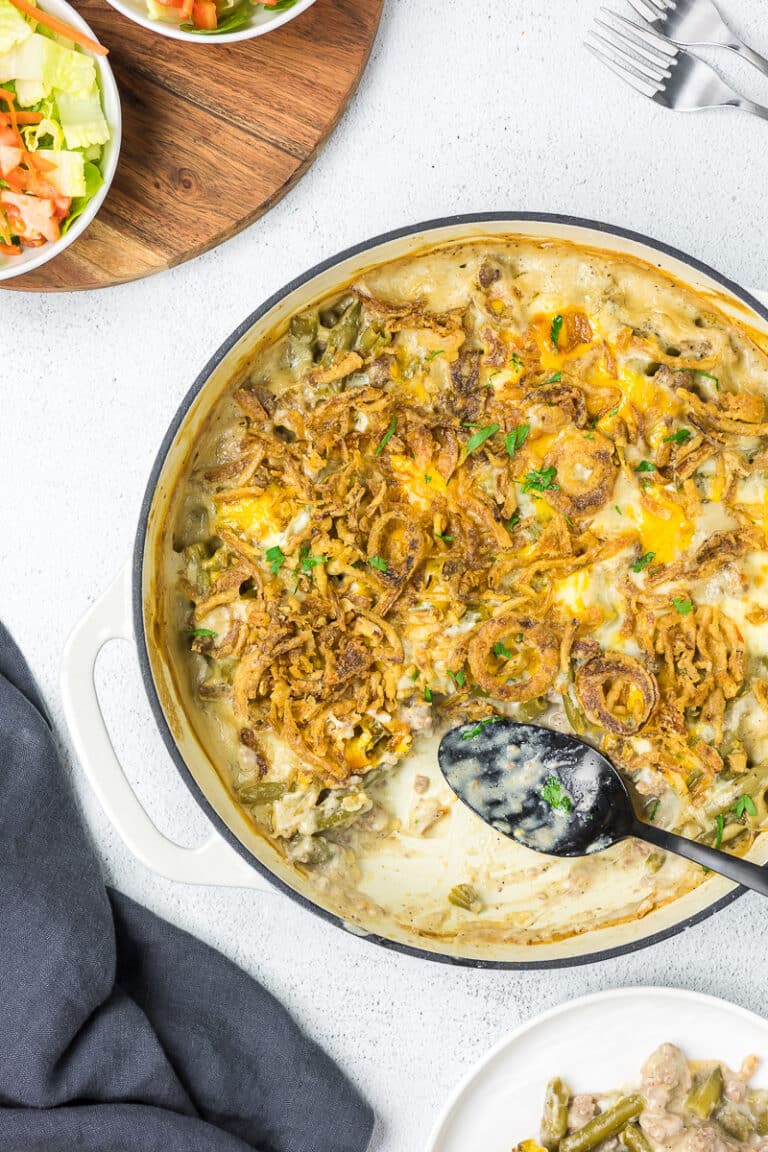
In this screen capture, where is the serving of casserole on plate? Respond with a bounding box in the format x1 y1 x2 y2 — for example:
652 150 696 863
155 232 768 951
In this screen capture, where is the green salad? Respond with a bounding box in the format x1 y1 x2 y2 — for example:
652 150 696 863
0 0 109 259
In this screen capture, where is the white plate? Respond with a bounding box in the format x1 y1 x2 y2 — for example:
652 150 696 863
0 0 121 282
103 0 317 46
426 988 768 1152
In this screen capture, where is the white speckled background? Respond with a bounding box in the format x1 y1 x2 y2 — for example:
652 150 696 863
4 2 768 1148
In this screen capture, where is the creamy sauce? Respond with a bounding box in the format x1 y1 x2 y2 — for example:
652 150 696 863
165 236 768 949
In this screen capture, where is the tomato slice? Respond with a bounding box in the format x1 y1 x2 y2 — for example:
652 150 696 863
191 0 216 26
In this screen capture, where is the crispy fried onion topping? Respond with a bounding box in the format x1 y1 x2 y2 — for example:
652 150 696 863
179 274 768 820
575 652 659 735
542 429 618 519
646 605 744 741
468 615 559 702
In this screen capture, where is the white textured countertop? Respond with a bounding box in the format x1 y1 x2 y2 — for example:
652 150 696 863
5 2 768 1148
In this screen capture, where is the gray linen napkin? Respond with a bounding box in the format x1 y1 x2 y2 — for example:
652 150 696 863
0 623 374 1152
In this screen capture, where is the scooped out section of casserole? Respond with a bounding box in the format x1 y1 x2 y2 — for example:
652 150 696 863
168 237 768 946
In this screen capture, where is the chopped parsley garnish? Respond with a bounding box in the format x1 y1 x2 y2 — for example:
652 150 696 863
374 414 397 457
462 716 502 740
185 628 217 638
294 544 326 589
487 370 502 384
424 474 432 484
696 370 719 384
647 799 660 822
541 775 572 813
731 794 757 820
369 556 388 572
265 545 286 574
424 685 433 703
298 545 326 573
615 505 622 516
508 512 521 531
714 812 724 850
505 423 530 458
542 371 562 385
435 532 454 542
663 428 692 445
510 352 524 371
635 460 656 473
521 466 559 494
631 552 656 573
516 632 524 643
448 669 466 688
425 349 444 362
409 669 419 681
605 405 620 418
551 314 564 350
672 596 693 615
493 641 513 659
465 423 500 455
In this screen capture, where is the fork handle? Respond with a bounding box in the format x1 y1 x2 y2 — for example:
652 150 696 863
728 40 768 78
730 96 768 122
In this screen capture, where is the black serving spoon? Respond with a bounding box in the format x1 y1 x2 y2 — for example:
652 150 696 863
438 719 768 896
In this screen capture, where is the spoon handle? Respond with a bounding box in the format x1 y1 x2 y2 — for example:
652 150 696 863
632 820 768 897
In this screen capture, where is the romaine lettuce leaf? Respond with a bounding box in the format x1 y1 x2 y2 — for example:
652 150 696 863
36 147 85 196
0 31 95 94
55 84 108 148
60 158 102 234
0 0 31 55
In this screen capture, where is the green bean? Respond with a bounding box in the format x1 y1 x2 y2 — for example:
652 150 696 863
717 1103 754 1142
540 1078 570 1151
282 335 314 380
356 323 390 357
644 851 666 875
685 1067 723 1119
313 791 370 832
448 883 484 913
289 834 332 866
236 780 287 806
321 300 362 365
563 694 588 735
621 1124 651 1152
516 697 549 723
290 313 318 340
319 293 355 329
748 1090 768 1135
560 1096 644 1152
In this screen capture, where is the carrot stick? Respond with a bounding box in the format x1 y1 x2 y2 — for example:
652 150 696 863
0 89 21 144
6 0 108 55
15 111 44 124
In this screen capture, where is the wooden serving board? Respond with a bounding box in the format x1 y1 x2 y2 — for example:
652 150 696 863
5 0 383 292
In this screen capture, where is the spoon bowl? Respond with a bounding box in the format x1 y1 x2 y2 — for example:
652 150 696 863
439 719 633 857
438 719 768 897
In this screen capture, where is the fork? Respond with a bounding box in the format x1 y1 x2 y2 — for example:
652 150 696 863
586 12 768 120
626 0 768 76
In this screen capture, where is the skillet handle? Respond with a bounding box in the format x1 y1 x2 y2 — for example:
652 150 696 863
60 563 271 891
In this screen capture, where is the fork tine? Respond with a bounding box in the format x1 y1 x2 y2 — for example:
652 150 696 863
602 9 678 55
585 41 660 97
626 0 663 23
598 11 676 61
591 25 671 82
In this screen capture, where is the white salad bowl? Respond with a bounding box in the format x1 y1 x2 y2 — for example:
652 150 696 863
102 0 317 46
0 0 121 283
